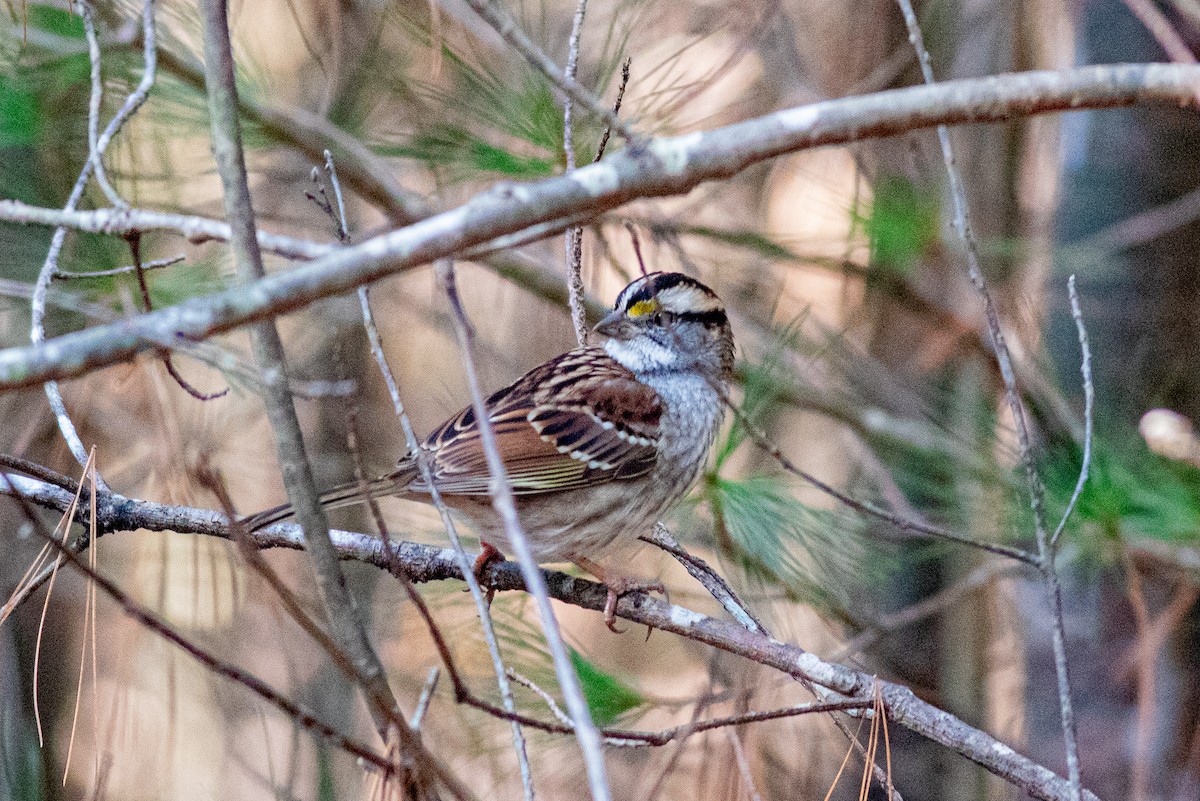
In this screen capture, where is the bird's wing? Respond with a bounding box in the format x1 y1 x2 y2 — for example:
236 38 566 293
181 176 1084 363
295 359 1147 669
413 349 662 496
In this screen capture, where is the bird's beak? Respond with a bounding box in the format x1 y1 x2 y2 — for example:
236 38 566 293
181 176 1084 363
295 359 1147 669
593 310 626 339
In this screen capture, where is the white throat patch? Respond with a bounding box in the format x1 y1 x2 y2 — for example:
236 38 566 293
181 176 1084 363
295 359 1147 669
604 336 678 374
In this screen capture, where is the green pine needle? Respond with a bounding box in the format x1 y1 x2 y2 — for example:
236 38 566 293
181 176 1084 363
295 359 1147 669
567 648 644 727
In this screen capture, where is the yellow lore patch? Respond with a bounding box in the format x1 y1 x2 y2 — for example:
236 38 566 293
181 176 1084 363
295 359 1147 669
627 299 659 318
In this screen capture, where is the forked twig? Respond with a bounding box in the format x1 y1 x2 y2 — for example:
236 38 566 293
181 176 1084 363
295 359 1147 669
1050 276 1093 548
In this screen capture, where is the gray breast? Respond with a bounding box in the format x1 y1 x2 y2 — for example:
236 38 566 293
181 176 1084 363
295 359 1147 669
641 372 725 491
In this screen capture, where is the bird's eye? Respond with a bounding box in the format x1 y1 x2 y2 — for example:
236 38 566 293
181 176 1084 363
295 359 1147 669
652 311 665 326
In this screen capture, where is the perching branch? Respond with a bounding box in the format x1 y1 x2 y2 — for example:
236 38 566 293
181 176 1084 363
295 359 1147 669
0 472 1099 801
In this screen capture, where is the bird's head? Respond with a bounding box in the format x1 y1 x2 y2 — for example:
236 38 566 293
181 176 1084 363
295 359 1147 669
594 272 734 381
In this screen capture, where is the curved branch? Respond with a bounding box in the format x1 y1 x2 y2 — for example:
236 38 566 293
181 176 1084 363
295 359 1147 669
0 63 1198 390
2 472 1097 801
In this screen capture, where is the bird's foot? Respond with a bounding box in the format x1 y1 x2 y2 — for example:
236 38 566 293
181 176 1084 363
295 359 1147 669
470 542 504 605
601 576 668 634
575 557 667 634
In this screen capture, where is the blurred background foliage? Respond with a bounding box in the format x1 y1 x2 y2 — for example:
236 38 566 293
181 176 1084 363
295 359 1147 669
3 0 1200 799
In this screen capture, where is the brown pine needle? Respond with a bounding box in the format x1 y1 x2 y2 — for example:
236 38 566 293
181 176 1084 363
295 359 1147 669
822 707 868 801
63 448 101 785
1 540 53 627
859 686 880 801
34 447 96 748
879 685 894 798
89 461 101 785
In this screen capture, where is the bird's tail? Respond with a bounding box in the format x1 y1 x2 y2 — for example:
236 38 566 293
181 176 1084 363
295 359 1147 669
241 462 419 532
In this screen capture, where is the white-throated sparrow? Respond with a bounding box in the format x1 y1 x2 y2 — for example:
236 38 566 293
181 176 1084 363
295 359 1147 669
245 272 734 626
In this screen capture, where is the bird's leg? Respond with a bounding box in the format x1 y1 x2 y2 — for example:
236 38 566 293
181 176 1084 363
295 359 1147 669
472 542 504 605
575 557 668 634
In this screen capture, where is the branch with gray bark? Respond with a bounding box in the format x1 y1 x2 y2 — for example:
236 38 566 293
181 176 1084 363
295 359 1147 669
2 471 1097 801
0 63 1198 390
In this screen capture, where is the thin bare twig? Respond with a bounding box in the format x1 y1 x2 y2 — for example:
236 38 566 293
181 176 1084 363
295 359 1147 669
729 400 1039 564
126 234 229 401
437 261 611 801
563 0 590 347
0 454 80 492
641 523 768 635
53 254 185 280
507 669 575 727
893 2 1082 797
594 58 630 163
312 150 537 799
1112 557 1199 801
832 561 1020 661
411 668 441 730
1050 276 1093 548
1120 553 1154 801
1121 0 1200 68
563 0 589 173
724 728 765 801
1075 183 1200 254
81 2 123 207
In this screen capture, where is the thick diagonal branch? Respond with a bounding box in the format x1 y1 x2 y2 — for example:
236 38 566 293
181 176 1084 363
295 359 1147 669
1 64 1197 391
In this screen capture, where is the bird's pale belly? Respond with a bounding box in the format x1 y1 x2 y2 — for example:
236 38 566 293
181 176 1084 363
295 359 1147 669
438 478 681 563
